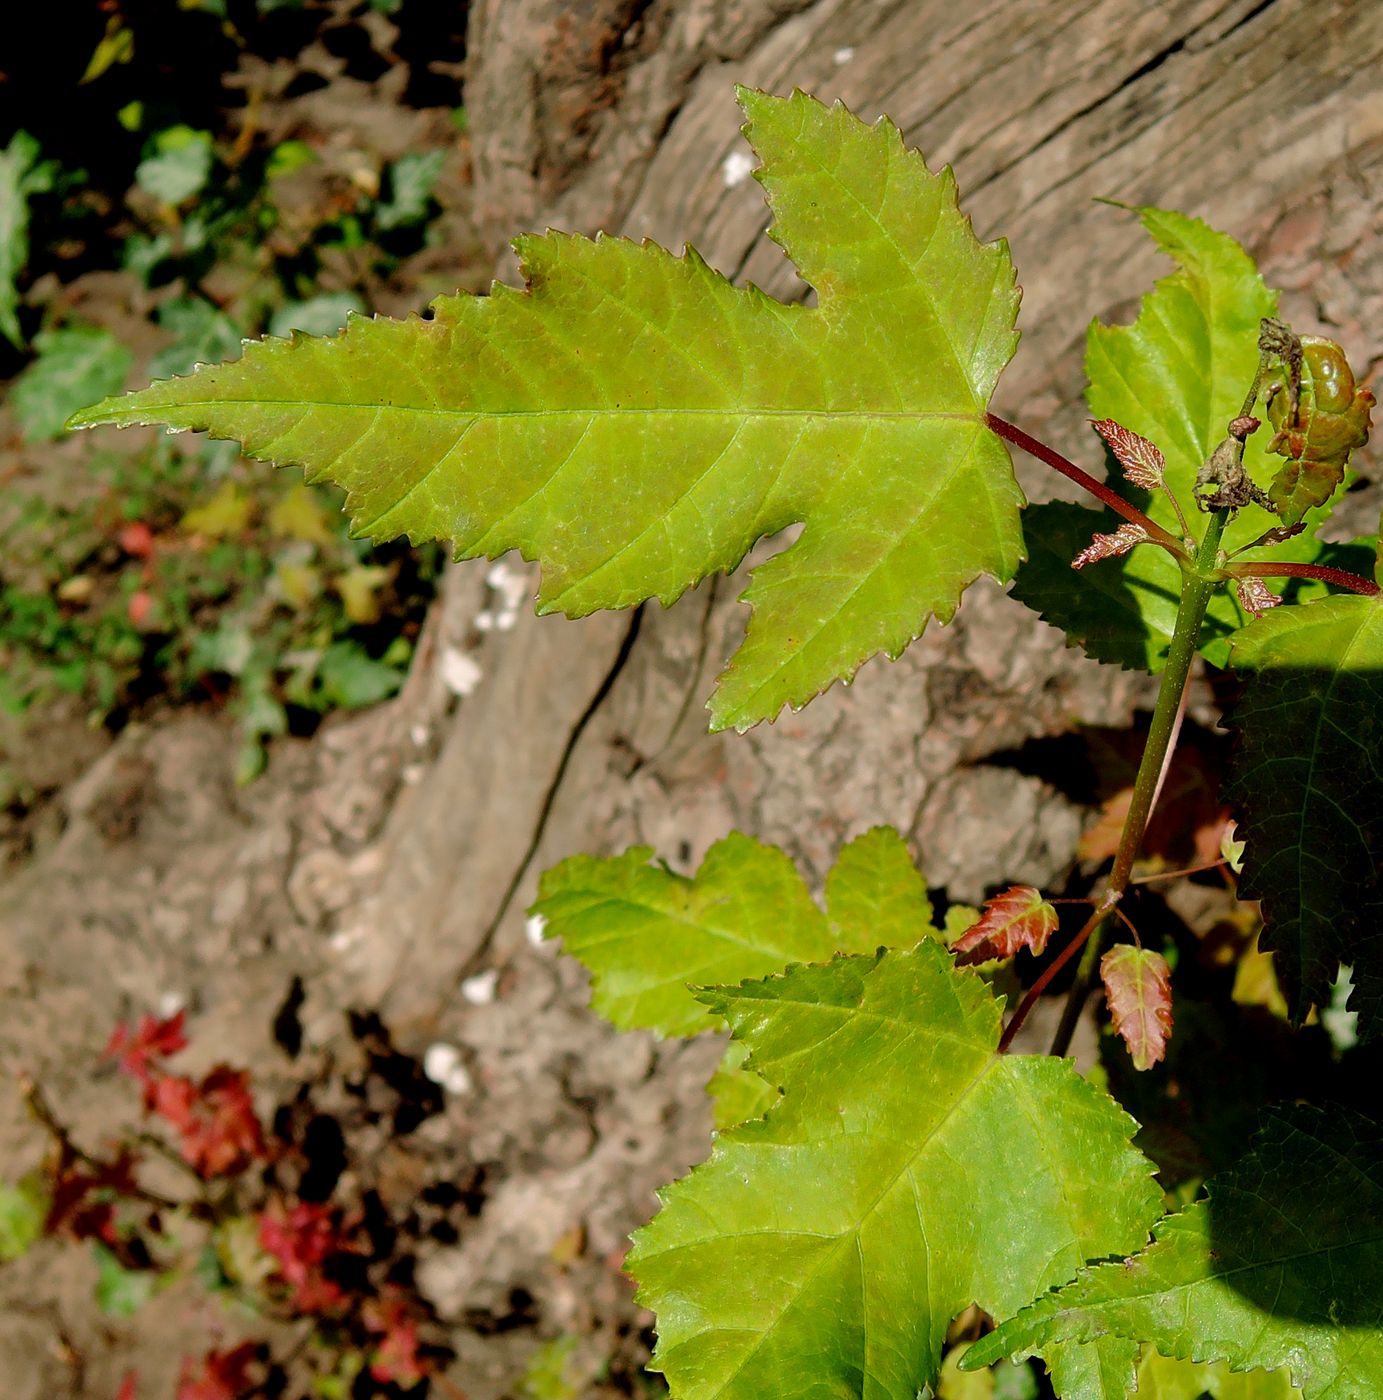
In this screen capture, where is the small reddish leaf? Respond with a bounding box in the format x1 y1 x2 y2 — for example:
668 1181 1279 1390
1234 576 1282 618
950 886 1058 966
127 589 155 627
258 1200 347 1313
365 1297 429 1384
118 521 155 558
1101 945 1174 1070
114 1370 139 1400
175 1343 259 1400
47 1150 140 1244
1071 522 1148 569
150 1067 265 1178
1091 418 1166 489
105 1011 188 1093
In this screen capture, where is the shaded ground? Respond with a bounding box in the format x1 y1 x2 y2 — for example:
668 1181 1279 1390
3 1 1382 1396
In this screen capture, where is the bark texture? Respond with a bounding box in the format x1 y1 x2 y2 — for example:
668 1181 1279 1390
3 2 1382 1393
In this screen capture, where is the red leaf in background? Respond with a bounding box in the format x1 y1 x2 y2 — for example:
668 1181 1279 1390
175 1343 259 1400
1101 944 1174 1070
113 1370 139 1400
48 1149 141 1244
105 1011 188 1099
1079 728 1229 873
150 1067 265 1178
118 521 156 559
1091 418 1166 489
950 886 1059 966
127 589 155 628
258 1201 347 1313
365 1297 429 1384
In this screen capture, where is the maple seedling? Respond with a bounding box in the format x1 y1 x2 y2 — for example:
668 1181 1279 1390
68 87 1383 1398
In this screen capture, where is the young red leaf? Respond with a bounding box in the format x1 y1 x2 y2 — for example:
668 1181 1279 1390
175 1343 259 1400
150 1067 265 1178
47 1150 141 1245
1091 418 1166 488
1233 576 1282 619
1101 945 1174 1070
105 1010 188 1096
258 1200 347 1313
950 886 1058 966
1071 522 1148 570
113 1371 138 1400
365 1297 429 1384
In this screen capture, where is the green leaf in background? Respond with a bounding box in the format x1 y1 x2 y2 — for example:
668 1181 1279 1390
267 291 367 340
1135 1348 1302 1399
11 326 132 442
1223 594 1383 1038
93 1241 156 1317
0 130 57 347
376 150 446 230
535 826 930 1039
1013 209 1342 671
962 1106 1383 1400
629 943 1162 1400
0 1175 49 1261
316 639 404 709
135 125 214 205
70 87 1025 732
147 297 244 380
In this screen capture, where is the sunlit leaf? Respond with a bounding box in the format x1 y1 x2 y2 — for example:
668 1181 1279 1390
630 943 1162 1399
1012 210 1343 671
71 88 1024 732
534 827 931 1039
950 885 1058 966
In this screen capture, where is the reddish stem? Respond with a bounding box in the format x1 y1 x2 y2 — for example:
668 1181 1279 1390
1224 560 1380 596
985 413 1187 554
996 906 1106 1055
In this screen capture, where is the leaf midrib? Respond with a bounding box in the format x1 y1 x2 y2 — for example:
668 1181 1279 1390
95 401 984 424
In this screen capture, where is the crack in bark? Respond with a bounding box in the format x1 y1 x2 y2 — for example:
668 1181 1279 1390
440 605 647 1008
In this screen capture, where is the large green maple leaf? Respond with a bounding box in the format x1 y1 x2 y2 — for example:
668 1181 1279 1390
1011 209 1342 672
69 88 1024 732
1223 594 1383 1039
962 1106 1383 1400
534 827 932 1039
628 942 1163 1399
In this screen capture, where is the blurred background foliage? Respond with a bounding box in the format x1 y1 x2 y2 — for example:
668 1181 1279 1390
0 0 478 802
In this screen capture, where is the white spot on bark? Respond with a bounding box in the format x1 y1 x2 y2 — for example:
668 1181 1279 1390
460 968 500 1005
833 46 855 65
440 646 483 696
722 150 754 188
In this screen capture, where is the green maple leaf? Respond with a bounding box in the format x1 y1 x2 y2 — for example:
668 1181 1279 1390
1134 1348 1302 1399
1012 209 1341 672
1223 594 1383 1039
534 825 932 1039
68 88 1024 732
628 942 1163 1399
962 1106 1383 1400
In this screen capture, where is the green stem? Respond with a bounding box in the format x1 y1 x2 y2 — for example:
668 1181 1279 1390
1044 508 1230 1057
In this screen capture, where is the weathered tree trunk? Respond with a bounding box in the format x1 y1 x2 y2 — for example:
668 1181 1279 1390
3 2 1381 1394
